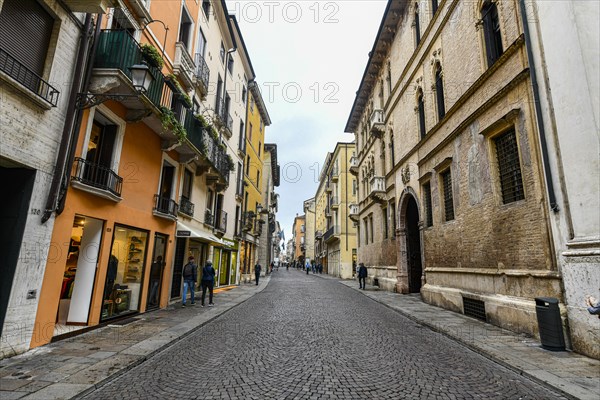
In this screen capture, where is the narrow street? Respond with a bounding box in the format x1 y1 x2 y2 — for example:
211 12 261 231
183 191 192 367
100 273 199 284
82 271 566 400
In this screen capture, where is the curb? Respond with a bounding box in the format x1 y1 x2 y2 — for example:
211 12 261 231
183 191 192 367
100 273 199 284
73 277 272 399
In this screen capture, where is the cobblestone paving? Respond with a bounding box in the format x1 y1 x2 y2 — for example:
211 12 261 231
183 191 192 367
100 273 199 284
83 271 566 400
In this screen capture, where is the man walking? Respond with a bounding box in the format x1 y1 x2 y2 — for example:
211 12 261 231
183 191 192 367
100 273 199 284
182 256 197 307
201 260 216 307
358 263 367 290
255 262 262 285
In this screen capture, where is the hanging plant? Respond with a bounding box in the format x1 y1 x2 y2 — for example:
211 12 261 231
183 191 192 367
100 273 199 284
194 114 209 128
159 106 187 143
140 44 163 69
225 154 235 172
210 126 220 141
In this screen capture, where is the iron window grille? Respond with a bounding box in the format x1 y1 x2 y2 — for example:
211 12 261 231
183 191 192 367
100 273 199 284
418 92 426 139
495 129 524 204
463 297 487 322
441 169 454 221
423 182 433 227
482 1 503 67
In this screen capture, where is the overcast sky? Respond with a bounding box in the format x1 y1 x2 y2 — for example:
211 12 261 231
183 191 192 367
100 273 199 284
226 1 388 248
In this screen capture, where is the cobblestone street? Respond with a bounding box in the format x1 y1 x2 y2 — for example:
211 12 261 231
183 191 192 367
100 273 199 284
81 271 566 400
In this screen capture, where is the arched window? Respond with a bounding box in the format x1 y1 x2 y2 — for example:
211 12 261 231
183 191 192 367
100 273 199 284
482 0 503 67
431 0 438 15
417 89 426 139
414 4 421 48
435 63 445 120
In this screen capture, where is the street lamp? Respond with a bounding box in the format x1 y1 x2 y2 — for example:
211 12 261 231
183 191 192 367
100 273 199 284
256 204 263 214
129 64 154 92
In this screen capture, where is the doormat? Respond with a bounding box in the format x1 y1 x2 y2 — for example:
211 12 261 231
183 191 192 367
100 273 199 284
107 317 141 327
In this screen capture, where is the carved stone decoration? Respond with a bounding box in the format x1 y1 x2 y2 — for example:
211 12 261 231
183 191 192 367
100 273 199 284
401 165 411 185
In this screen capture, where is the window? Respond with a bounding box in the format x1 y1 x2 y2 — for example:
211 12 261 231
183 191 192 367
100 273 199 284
482 1 503 67
249 123 253 142
207 189 214 212
202 0 210 18
246 156 250 175
182 169 193 201
352 179 357 196
236 162 243 197
387 61 392 95
220 42 225 63
250 97 255 113
242 85 247 104
179 7 193 50
357 225 361 246
235 206 241 236
414 5 421 48
441 169 454 221
256 171 260 186
390 133 395 166
215 75 223 111
369 214 374 243
435 64 445 120
431 0 438 15
494 129 524 204
418 90 426 139
363 218 369 245
423 182 433 227
390 202 396 235
258 142 261 157
227 56 234 74
238 122 245 152
383 207 389 239
110 8 137 37
197 28 207 58
260 120 264 132
0 0 56 101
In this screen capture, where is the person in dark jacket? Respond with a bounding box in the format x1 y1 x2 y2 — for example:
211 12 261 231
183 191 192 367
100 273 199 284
358 263 368 290
182 256 197 307
201 261 216 307
255 263 262 285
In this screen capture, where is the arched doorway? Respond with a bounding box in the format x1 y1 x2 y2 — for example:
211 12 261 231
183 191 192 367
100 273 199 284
405 197 422 293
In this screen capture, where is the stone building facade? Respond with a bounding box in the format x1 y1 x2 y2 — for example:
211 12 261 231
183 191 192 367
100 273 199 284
346 0 564 341
303 198 316 263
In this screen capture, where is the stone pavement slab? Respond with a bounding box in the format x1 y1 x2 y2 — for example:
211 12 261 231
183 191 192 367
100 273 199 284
335 277 600 400
0 278 271 399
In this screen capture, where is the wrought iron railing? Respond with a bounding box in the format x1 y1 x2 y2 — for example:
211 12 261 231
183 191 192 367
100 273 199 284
71 157 123 197
153 194 178 217
214 209 227 233
194 52 210 91
184 113 230 185
216 98 233 133
179 196 195 217
323 225 340 241
94 30 170 110
0 48 59 106
204 210 214 226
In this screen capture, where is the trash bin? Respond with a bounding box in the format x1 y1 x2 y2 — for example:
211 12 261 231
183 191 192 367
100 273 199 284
535 297 566 351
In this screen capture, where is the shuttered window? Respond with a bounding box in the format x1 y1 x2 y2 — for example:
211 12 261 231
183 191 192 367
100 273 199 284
0 0 54 77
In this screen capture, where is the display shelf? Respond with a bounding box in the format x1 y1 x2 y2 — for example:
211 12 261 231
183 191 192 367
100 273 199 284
125 236 145 282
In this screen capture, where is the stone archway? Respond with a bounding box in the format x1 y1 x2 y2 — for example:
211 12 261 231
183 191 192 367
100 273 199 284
396 188 424 294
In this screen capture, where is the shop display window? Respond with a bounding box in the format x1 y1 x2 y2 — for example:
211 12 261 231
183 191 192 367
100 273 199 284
102 225 148 320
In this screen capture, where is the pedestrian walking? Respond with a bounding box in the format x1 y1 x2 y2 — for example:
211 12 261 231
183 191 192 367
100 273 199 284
255 263 262 285
358 263 367 290
306 260 310 275
201 260 216 307
182 256 197 307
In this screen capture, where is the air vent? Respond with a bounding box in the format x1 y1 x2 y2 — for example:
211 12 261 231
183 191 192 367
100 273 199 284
463 297 487 322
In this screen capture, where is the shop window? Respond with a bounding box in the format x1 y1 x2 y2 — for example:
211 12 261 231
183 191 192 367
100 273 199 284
423 181 433 227
441 169 454 221
494 129 524 204
102 226 149 320
482 0 503 67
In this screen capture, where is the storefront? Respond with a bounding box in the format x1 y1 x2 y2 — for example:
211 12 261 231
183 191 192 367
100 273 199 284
213 238 239 287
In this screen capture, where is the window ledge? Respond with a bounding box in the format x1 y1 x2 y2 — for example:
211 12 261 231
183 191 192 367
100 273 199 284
72 181 122 202
0 70 53 110
153 210 178 221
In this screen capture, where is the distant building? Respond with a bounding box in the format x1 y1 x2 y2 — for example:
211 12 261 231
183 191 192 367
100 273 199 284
303 198 316 263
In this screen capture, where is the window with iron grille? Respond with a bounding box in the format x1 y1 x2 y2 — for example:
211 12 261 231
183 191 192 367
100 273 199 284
482 1 503 67
435 64 445 120
441 169 454 221
495 129 524 204
423 182 433 227
418 91 426 139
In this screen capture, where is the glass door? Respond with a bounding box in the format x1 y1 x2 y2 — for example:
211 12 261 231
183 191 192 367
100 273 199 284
146 233 167 310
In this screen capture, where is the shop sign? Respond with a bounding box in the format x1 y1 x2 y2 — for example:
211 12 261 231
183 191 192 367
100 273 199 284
222 238 237 249
177 230 191 237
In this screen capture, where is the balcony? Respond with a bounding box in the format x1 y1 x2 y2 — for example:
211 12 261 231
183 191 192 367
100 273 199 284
325 207 332 217
326 181 333 193
0 48 59 108
153 195 178 221
369 176 386 203
370 109 385 137
204 210 214 227
178 196 195 217
71 157 122 202
128 0 152 23
323 225 340 243
214 210 227 237
349 203 359 221
215 98 233 138
349 156 359 175
315 230 323 239
61 0 116 13
331 166 339 182
242 212 255 232
173 43 196 89
184 113 231 187
194 53 209 98
330 196 339 209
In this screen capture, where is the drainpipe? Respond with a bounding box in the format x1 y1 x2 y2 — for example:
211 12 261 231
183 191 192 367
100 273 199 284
518 0 559 212
42 14 99 223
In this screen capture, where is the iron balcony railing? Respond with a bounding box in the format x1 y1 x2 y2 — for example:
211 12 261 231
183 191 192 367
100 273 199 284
94 30 171 110
179 196 195 217
0 47 59 106
214 209 227 234
184 113 230 185
216 98 233 133
194 52 210 91
153 194 178 217
324 225 340 242
72 157 123 197
204 210 214 226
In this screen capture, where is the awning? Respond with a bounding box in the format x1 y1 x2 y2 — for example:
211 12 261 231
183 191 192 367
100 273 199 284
176 221 223 246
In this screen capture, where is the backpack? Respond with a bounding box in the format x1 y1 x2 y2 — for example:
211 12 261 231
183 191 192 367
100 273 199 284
183 263 193 279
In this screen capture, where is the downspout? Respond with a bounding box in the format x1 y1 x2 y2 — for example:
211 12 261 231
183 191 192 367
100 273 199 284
41 14 97 223
518 0 559 212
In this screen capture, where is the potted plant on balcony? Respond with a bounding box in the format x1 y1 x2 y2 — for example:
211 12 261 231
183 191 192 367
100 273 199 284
159 106 187 143
194 114 209 128
166 74 192 109
140 44 163 69
226 154 235 172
